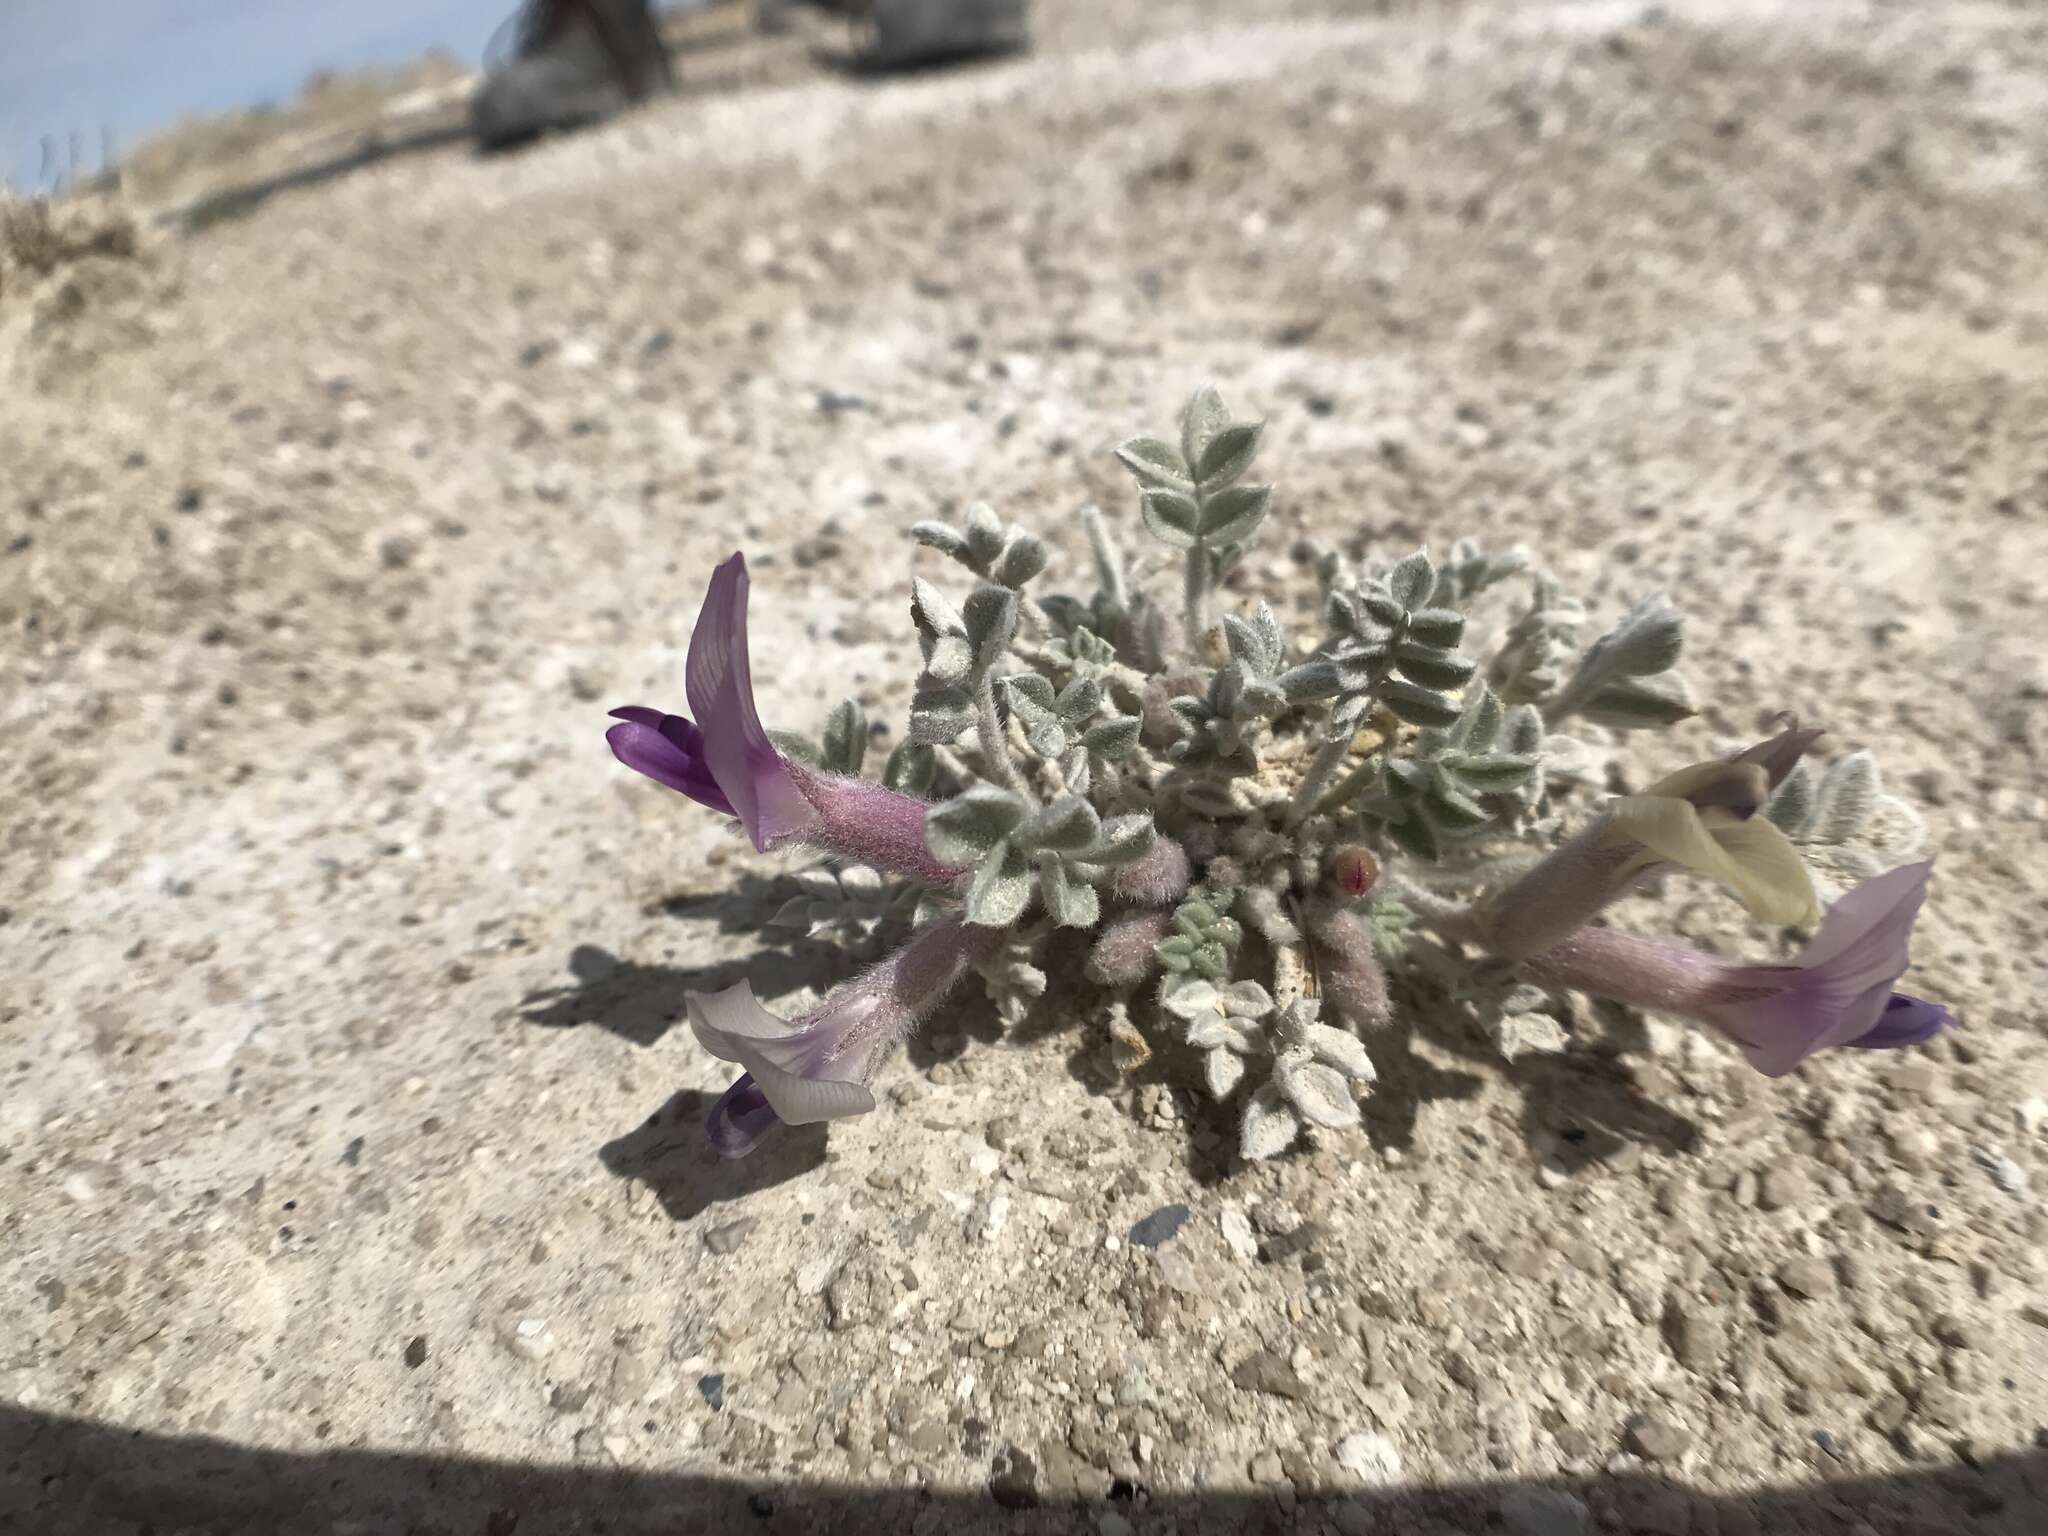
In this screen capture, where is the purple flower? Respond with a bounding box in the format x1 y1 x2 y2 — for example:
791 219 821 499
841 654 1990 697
1480 721 1821 961
704 1073 779 1159
605 708 733 816
687 915 1000 1156
608 553 964 885
1520 862 1951 1077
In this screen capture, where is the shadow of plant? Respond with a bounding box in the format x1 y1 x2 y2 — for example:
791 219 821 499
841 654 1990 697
543 862 1699 1200
598 1086 828 1222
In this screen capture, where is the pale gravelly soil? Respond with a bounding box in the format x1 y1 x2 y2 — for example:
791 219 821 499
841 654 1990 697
4 1 2048 1532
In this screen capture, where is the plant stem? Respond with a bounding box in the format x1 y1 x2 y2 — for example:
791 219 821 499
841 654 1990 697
973 665 1032 801
1285 730 1356 828
1182 543 1209 651
1315 745 1388 817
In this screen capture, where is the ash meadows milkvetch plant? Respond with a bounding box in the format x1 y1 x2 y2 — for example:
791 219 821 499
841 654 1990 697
606 387 1954 1162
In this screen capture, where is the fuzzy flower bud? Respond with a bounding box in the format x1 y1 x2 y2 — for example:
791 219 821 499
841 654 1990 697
1086 909 1175 986
1306 900 1391 1029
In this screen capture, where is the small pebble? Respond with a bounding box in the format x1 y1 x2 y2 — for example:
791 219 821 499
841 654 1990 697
703 1217 756 1255
1972 1147 2027 1194
697 1374 726 1410
1230 1349 1307 1400
403 1335 427 1369
1219 1207 1259 1262
1625 1414 1692 1462
1333 1430 1403 1486
1777 1257 1833 1299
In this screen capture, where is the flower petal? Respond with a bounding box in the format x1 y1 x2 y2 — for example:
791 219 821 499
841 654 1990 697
683 554 818 851
1844 992 1952 1051
1605 794 1817 924
705 1073 780 1159
1710 817 1821 927
1794 861 1931 992
1730 716 1826 789
685 980 880 1125
750 1070 876 1125
605 710 735 814
1718 976 1892 1077
1638 761 1770 816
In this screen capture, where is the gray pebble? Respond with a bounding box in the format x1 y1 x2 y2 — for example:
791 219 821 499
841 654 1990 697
703 1216 756 1255
1230 1349 1307 1399
1777 1256 1833 1299
1759 1164 1810 1212
1625 1413 1692 1462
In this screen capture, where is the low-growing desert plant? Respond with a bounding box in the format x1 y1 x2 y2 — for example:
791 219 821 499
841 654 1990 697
605 388 1951 1160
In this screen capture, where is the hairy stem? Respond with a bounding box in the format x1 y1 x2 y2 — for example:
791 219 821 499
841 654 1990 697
1182 543 1209 650
973 664 1032 801
1287 727 1360 828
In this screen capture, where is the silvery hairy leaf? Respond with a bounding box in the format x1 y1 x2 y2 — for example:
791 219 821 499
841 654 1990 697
1438 750 1538 793
819 698 867 775
1383 805 1443 862
883 740 936 796
1204 1048 1247 1101
1386 550 1436 611
1015 794 1101 854
1448 683 1502 751
1199 483 1271 546
1198 421 1264 492
924 784 1028 865
1279 659 1343 702
1380 679 1462 728
1404 606 1466 648
1764 759 1817 837
1221 979 1277 1018
1426 769 1492 829
963 584 1019 662
1275 1052 1360 1130
1580 673 1694 728
1239 1082 1301 1161
965 846 1033 927
1305 1023 1375 1079
1358 585 1407 629
910 521 969 559
1139 487 1201 549
1115 435 1193 495
1081 715 1141 759
1054 677 1102 721
909 681 975 743
1392 641 1477 692
1082 813 1155 865
1812 750 1880 845
1602 592 1684 678
963 503 1007 567
994 533 1049 589
1180 385 1233 473
1503 702 1543 755
1161 978 1222 1021
1040 858 1100 929
1080 506 1130 623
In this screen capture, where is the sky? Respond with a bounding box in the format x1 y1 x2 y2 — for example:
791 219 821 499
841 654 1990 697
0 0 544 188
